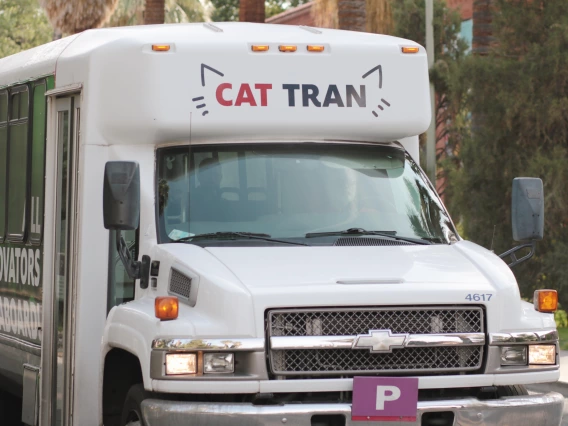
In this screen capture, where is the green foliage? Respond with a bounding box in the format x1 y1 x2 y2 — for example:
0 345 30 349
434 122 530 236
210 0 238 21
555 310 568 329
445 0 568 304
557 328 568 351
166 0 204 22
108 0 204 27
0 0 52 59
390 0 469 176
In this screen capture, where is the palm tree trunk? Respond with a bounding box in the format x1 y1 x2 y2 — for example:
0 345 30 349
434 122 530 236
338 0 366 32
145 0 166 24
40 0 119 34
239 0 265 22
366 0 392 34
472 0 492 55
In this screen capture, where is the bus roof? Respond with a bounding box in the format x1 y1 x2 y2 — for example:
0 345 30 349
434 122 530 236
0 23 431 145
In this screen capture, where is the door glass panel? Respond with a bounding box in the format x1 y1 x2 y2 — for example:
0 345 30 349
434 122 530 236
53 109 70 426
107 230 137 313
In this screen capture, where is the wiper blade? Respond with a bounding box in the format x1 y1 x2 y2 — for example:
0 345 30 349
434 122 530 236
173 232 309 246
305 228 431 245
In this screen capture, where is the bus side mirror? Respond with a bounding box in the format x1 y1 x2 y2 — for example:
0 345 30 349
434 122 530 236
103 161 140 230
512 177 544 242
500 177 544 268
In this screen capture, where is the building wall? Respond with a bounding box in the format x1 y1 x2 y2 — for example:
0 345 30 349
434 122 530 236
265 2 314 25
447 0 472 20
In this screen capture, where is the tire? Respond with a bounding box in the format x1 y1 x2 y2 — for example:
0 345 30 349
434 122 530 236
121 384 150 426
496 385 528 397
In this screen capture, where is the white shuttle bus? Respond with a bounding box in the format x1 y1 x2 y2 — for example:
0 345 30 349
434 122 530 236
0 22 563 426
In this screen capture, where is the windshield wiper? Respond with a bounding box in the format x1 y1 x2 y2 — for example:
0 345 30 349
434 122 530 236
173 232 309 246
305 228 431 245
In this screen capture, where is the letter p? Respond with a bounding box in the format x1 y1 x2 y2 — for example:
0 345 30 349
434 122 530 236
375 385 401 410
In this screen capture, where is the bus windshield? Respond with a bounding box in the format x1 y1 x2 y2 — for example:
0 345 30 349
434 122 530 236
156 143 456 245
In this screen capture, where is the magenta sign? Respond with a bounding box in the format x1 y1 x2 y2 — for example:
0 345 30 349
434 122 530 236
352 377 419 422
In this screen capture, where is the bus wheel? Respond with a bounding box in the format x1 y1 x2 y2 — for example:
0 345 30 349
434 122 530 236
121 384 149 426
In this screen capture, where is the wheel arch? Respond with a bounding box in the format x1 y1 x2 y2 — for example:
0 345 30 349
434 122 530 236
102 348 144 426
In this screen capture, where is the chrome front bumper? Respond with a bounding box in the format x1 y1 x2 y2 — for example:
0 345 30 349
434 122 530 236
141 391 564 426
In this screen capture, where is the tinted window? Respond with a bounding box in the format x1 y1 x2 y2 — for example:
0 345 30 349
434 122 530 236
29 83 46 244
0 91 6 241
7 88 29 242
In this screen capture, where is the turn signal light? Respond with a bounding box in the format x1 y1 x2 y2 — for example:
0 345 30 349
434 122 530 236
251 45 269 52
152 44 171 52
279 45 297 52
307 45 325 52
534 289 558 313
155 296 179 320
402 46 419 54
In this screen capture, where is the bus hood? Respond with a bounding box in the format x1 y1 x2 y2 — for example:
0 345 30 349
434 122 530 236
200 241 531 335
156 240 551 338
205 242 496 289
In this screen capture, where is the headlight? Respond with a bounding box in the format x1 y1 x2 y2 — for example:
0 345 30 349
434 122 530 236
165 353 197 375
529 345 556 365
204 353 234 373
500 346 527 366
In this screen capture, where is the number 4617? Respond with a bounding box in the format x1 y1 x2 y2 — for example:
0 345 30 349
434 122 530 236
466 294 492 302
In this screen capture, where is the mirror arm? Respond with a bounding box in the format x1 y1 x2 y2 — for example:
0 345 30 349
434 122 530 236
116 231 141 279
499 240 536 268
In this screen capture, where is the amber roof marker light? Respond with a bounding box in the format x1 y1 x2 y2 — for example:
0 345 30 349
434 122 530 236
402 46 420 54
279 45 297 53
152 44 171 52
251 45 269 52
307 45 325 52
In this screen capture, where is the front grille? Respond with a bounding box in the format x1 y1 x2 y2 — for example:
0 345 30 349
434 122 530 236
270 308 483 336
272 347 482 374
268 307 484 377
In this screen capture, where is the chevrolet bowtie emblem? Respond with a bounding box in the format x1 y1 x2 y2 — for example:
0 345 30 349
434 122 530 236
352 330 409 353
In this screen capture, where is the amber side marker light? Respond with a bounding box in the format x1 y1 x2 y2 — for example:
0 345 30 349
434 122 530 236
307 45 325 52
152 44 171 52
279 45 297 53
251 45 269 52
534 289 558 313
402 46 420 54
155 296 179 320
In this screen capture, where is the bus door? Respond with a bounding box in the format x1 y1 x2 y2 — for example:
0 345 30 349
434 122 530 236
40 94 80 426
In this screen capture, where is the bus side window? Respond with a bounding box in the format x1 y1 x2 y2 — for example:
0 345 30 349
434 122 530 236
6 86 29 242
0 91 7 243
107 229 139 313
29 81 47 244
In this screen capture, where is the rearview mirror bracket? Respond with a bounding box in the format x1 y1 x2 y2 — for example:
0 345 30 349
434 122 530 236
499 241 535 268
116 231 141 280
